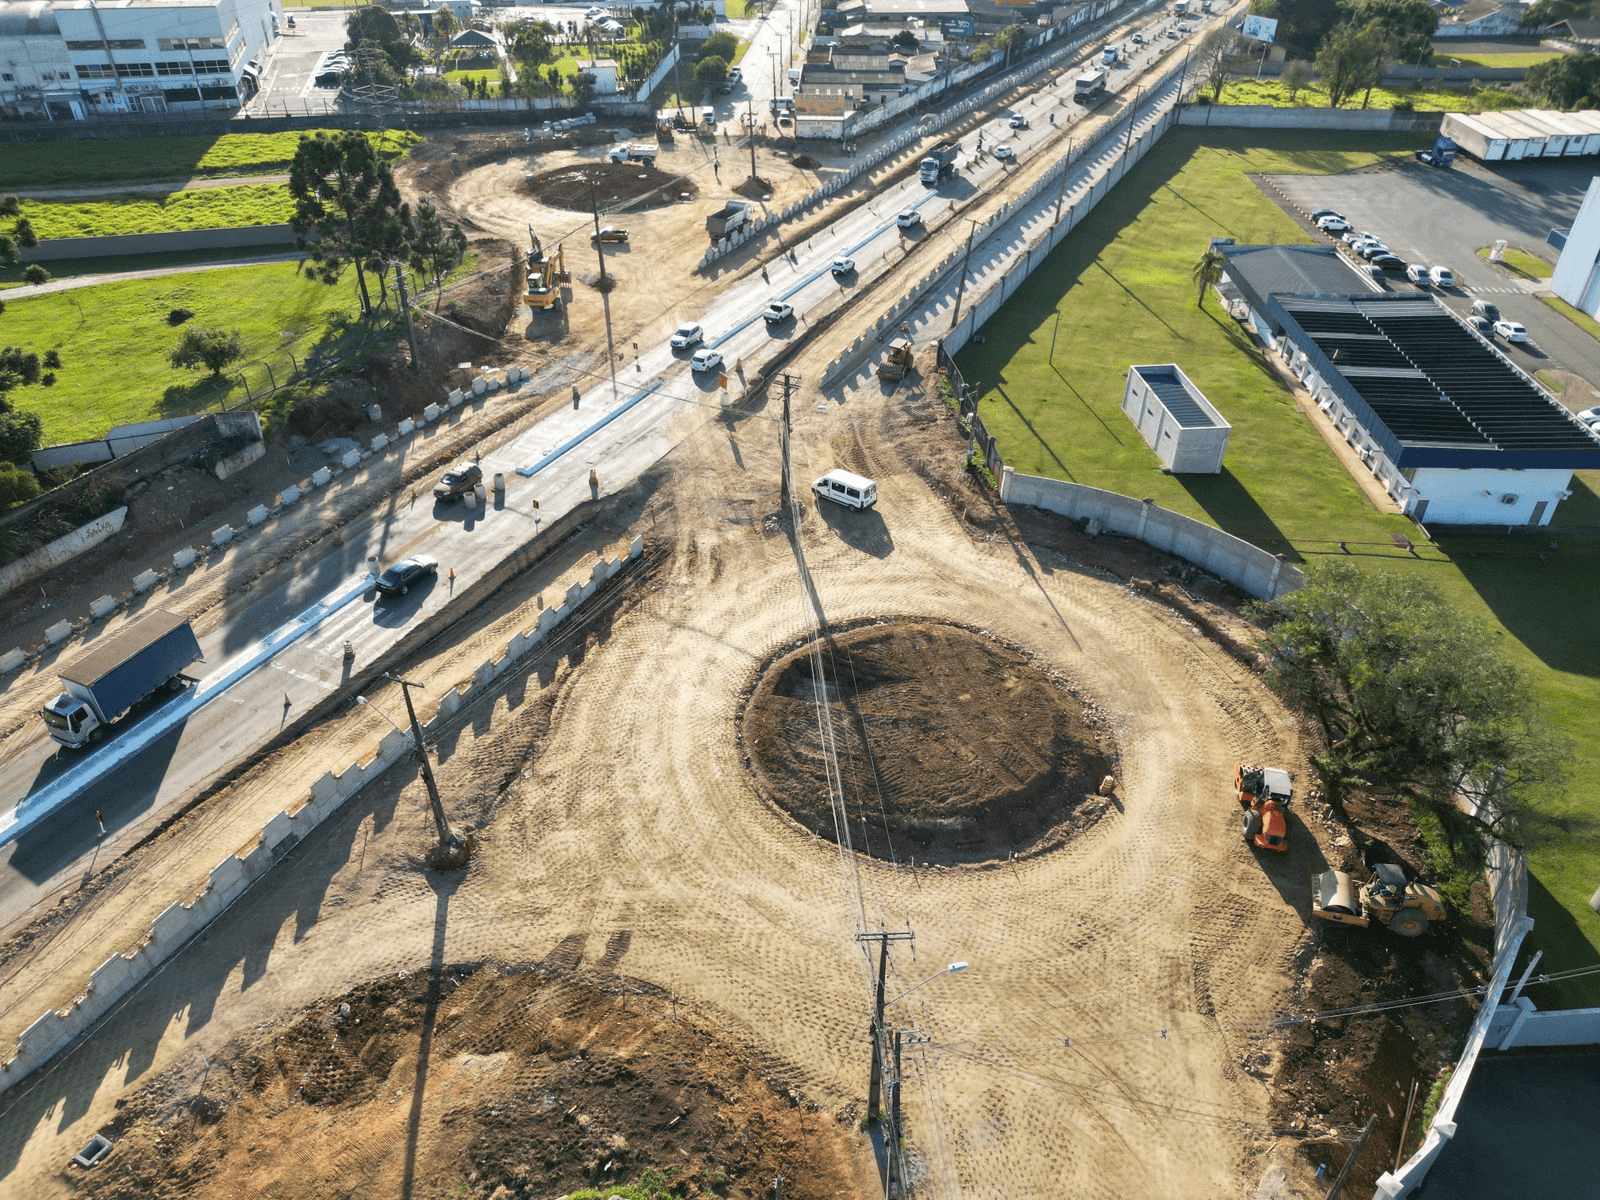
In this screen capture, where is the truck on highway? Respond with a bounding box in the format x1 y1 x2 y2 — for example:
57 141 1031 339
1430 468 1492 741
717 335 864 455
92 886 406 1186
705 200 751 240
919 141 959 185
41 610 203 750
1101 45 1119 64
1074 67 1108 105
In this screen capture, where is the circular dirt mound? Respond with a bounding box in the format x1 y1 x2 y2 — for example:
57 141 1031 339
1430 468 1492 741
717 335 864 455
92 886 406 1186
740 620 1117 865
532 160 697 212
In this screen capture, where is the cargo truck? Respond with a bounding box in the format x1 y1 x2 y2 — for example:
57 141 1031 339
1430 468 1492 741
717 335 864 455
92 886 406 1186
919 141 959 185
1101 45 1118 64
705 201 751 240
41 610 203 749
1074 68 1108 105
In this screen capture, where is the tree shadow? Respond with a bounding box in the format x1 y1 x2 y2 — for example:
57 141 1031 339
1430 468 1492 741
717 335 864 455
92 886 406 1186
157 376 235 418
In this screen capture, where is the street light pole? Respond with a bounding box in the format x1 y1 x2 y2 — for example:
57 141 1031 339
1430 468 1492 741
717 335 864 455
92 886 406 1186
383 674 470 869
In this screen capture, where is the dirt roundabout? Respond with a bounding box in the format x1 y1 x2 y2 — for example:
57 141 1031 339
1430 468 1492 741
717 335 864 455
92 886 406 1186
740 619 1117 864
532 161 699 213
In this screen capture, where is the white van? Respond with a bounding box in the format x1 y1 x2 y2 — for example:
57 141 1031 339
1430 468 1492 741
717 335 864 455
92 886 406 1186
1405 263 1431 287
813 469 877 510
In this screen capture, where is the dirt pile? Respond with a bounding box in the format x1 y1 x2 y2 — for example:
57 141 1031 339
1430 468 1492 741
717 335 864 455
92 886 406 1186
740 619 1116 864
77 966 873 1200
532 162 699 214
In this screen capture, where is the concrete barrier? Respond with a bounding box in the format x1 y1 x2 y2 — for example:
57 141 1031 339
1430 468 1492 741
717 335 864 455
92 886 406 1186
213 440 265 482
312 467 332 487
341 450 359 470
212 524 233 548
448 391 464 409
90 595 116 618
0 648 25 673
473 377 487 396
279 484 301 506
246 504 269 527
424 403 442 423
0 506 128 599
45 620 73 645
371 434 390 452
133 569 159 593
398 418 416 435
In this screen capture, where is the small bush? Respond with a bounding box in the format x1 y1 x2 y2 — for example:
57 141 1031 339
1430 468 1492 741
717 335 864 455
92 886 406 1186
0 461 40 508
168 307 195 326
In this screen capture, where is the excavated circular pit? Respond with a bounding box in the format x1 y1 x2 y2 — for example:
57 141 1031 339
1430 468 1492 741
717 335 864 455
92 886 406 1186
740 620 1118 865
531 161 697 213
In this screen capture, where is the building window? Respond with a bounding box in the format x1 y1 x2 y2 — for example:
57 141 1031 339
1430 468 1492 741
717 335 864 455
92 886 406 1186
192 58 229 73
114 62 155 78
66 38 144 50
156 61 193 76
76 63 115 79
198 84 237 100
1 72 12 81
157 36 225 51
41 70 54 80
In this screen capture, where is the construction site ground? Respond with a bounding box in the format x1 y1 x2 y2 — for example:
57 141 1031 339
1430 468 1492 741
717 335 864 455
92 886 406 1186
0 115 1496 1200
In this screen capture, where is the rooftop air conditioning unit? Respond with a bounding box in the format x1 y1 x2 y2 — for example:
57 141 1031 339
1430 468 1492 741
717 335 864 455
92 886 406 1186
1499 493 1518 505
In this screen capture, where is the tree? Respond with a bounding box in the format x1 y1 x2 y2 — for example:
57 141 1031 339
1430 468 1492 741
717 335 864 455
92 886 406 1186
1198 27 1244 101
408 198 469 308
0 460 40 506
346 6 420 71
170 326 244 377
0 409 42 465
1349 0 1436 67
1526 51 1600 109
1250 0 1345 58
1314 21 1382 107
1250 561 1567 889
699 31 738 63
1282 58 1313 101
431 5 458 42
1193 245 1226 308
289 131 410 314
892 29 919 53
693 55 728 85
572 70 597 102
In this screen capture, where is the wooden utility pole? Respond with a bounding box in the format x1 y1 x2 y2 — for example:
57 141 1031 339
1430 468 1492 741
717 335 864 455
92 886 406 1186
856 929 914 1120
778 372 798 509
1324 1115 1376 1200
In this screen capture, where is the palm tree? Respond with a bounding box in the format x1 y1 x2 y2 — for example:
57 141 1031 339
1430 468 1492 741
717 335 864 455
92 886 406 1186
1193 245 1225 309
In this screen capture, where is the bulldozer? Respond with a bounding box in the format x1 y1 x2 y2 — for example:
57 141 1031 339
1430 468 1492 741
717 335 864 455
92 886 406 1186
876 337 914 383
1311 862 1446 937
522 226 570 312
1236 761 1291 853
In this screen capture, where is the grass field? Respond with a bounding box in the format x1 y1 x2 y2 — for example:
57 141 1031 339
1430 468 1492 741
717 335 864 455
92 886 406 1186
1212 79 1525 113
0 246 296 288
956 127 1600 1005
1442 51 1561 68
22 184 294 239
1 262 368 443
0 129 419 191
445 68 502 87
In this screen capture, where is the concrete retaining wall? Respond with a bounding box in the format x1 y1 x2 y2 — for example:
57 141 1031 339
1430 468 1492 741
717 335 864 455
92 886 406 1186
0 534 645 1085
0 506 127 597
26 223 296 263
1177 105 1441 133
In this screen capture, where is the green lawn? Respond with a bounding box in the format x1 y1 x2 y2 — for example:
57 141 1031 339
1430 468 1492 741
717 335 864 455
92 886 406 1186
1212 79 1525 113
1442 51 1561 68
1 262 370 443
0 129 419 191
957 127 1600 1005
445 68 502 86
22 184 294 238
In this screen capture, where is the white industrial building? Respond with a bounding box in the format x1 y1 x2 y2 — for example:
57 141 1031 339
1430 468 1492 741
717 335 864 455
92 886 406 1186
1121 364 1231 474
1552 175 1600 319
0 0 282 119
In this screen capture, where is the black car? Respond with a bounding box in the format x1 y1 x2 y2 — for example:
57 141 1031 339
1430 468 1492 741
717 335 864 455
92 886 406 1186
1369 253 1406 271
433 462 483 500
375 554 439 596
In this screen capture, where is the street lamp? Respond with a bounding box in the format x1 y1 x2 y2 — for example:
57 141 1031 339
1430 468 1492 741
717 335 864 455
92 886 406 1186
887 961 969 1007
357 677 470 869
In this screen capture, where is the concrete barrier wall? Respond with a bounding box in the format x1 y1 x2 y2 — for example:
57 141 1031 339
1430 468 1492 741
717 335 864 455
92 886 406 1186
1484 1002 1600 1049
0 534 645 1085
1176 105 1442 133
0 506 127 597
26 223 296 263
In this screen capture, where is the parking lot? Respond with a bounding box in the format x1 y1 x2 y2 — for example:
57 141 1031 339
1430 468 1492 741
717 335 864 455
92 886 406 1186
1273 156 1599 398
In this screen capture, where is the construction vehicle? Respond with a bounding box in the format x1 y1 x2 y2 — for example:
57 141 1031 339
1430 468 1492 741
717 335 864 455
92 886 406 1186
919 141 959 186
608 143 657 164
1074 68 1108 105
1312 862 1446 937
1237 761 1291 852
877 338 914 382
705 200 750 240
41 611 203 749
522 226 569 311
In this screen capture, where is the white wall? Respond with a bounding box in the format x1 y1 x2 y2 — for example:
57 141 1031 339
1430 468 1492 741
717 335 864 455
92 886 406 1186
1408 466 1574 526
1552 175 1600 318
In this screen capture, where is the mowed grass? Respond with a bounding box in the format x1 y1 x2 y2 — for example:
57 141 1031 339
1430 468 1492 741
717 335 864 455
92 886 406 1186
1213 79 1525 112
1443 50 1561 68
22 184 294 238
0 129 419 191
2 262 360 443
958 126 1600 1004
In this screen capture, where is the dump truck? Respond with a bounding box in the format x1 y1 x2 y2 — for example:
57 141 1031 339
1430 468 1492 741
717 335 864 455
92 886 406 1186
705 201 750 240
1074 68 1108 105
608 143 657 164
1236 761 1291 852
877 338 914 382
41 610 203 749
919 141 959 186
1312 862 1446 937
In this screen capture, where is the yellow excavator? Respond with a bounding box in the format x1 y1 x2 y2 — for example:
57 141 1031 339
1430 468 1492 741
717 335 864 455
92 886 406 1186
522 225 570 312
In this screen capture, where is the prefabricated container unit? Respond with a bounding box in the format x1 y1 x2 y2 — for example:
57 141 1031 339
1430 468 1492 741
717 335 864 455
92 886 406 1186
1561 110 1600 155
1440 112 1508 162
1122 364 1232 474
1515 110 1571 157
1472 111 1542 160
1536 110 1595 156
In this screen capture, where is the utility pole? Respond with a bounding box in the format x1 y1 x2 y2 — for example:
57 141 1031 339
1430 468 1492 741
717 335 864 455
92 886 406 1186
778 372 798 509
588 174 609 287
747 96 759 184
1324 1115 1376 1200
856 929 914 1121
387 673 470 869
393 261 420 372
948 218 980 330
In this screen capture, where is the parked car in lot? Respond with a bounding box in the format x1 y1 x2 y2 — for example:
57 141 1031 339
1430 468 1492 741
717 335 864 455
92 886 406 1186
1309 208 1344 224
375 554 439 597
897 209 922 229
1370 253 1406 271
433 462 483 501
1577 405 1600 427
1357 242 1391 259
1406 263 1431 286
1317 215 1352 233
995 145 1016 161
1494 320 1529 342
690 347 724 373
1471 299 1500 322
831 257 855 277
1343 229 1380 246
762 301 794 324
1430 264 1455 288
1469 316 1494 336
669 322 703 350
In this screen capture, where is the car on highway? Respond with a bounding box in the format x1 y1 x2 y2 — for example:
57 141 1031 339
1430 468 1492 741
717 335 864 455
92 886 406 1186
690 347 724 373
995 145 1016 161
1369 253 1406 271
1008 114 1028 129
1471 299 1500 322
897 209 922 229
831 257 855 277
1177 21 1191 32
433 462 483 501
1317 215 1351 233
1493 320 1529 342
669 322 703 350
1166 28 1180 38
1131 31 1145 42
375 554 439 597
762 301 794 324
590 225 629 244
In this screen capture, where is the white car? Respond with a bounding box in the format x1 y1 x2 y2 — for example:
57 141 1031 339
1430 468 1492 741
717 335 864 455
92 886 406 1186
1576 405 1600 427
1430 265 1455 288
584 6 607 17
995 145 1016 161
669 322 703 350
1317 216 1352 233
1131 31 1145 43
762 301 794 324
1008 114 1028 129
690 347 724 373
831 257 855 276
897 209 922 229
1493 320 1528 343
1177 21 1191 32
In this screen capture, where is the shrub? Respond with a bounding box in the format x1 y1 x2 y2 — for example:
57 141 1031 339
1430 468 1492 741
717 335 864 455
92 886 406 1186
0 461 40 508
168 307 195 326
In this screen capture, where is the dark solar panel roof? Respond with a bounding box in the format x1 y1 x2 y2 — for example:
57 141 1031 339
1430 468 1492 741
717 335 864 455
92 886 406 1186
1277 296 1598 461
1138 366 1217 428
